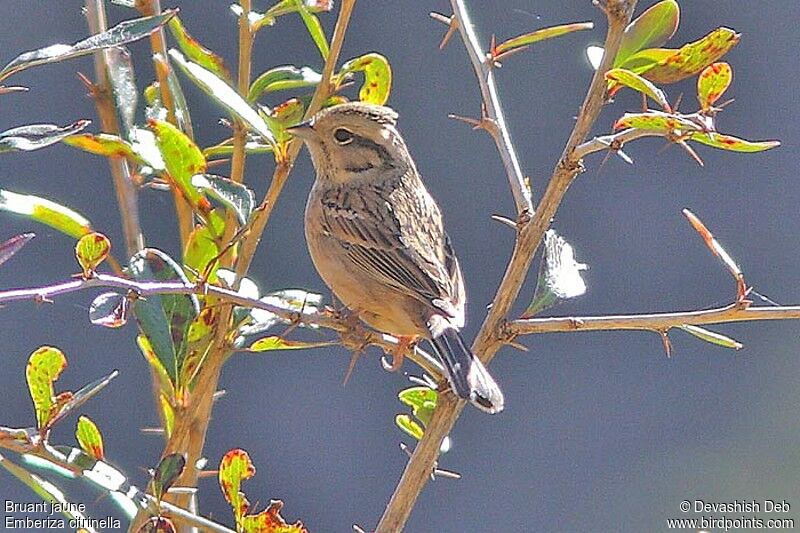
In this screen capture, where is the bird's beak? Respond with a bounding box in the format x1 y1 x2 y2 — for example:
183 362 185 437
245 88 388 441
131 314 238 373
287 119 315 140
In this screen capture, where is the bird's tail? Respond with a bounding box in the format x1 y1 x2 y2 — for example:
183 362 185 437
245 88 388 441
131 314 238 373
428 326 504 414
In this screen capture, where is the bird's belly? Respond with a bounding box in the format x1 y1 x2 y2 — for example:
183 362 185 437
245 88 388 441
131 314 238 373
304 223 427 337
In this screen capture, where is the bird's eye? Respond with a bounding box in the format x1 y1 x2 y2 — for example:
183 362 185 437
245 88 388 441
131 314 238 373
333 128 354 145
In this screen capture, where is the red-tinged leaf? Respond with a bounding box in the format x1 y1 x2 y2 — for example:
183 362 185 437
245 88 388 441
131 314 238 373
168 16 230 81
0 232 34 268
152 453 186 502
682 208 745 292
0 11 176 82
339 53 392 106
261 98 307 147
148 119 210 212
63 133 144 164
494 22 594 56
26 346 67 431
689 132 780 153
247 336 336 352
605 68 670 110
613 111 702 134
697 62 732 111
219 448 256 526
76 416 104 460
616 0 680 65
75 231 111 278
138 516 177 533
89 292 129 328
640 27 740 84
241 500 308 533
183 224 220 282
679 324 743 350
0 120 90 153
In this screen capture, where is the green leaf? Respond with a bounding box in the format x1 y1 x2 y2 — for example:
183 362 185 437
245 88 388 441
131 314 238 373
523 230 588 318
261 98 307 144
293 0 329 58
679 324 743 350
494 22 594 56
0 232 34 268
689 132 780 153
128 248 200 384
26 346 67 431
616 47 675 74
395 414 425 440
639 27 740 84
613 111 702 133
697 62 732 111
151 453 186 502
398 386 438 428
339 53 392 105
76 416 105 460
219 448 255 527
63 132 142 162
137 334 175 401
0 10 176 82
248 65 322 102
191 174 255 226
168 16 230 80
89 292 129 328
615 0 680 66
75 231 111 277
183 224 220 282
0 120 90 153
0 189 92 239
605 68 670 110
247 336 335 352
169 49 275 145
148 118 210 212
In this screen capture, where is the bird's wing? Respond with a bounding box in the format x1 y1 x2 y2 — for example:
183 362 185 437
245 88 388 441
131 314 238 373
319 174 461 318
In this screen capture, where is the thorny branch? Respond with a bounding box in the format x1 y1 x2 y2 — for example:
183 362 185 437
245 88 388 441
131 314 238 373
376 1 639 531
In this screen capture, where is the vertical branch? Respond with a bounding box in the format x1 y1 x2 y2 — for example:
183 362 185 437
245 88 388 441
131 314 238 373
84 0 144 257
138 4 357 531
229 0 255 187
376 2 638 531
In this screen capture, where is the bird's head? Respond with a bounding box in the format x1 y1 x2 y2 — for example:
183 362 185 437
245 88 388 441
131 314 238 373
288 102 409 183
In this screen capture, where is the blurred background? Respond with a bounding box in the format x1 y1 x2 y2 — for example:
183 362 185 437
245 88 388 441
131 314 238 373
1 1 798 531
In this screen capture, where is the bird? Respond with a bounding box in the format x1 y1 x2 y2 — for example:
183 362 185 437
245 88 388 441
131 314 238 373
288 102 504 414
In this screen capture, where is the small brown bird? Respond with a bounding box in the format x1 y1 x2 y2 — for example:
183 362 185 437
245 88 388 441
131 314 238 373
289 102 504 414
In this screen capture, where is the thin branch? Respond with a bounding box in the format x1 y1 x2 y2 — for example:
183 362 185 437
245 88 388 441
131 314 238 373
508 303 800 336
0 272 442 376
376 2 638 531
153 4 359 521
84 0 144 257
446 0 532 216
573 127 665 160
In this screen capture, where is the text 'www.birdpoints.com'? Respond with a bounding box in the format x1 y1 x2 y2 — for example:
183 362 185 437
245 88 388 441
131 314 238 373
666 499 794 530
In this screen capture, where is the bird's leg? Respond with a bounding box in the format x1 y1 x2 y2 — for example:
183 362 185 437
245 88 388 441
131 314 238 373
382 335 415 372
